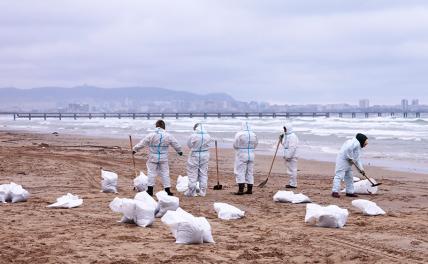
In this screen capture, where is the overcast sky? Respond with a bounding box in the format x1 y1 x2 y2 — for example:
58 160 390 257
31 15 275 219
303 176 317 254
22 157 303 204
1 0 427 104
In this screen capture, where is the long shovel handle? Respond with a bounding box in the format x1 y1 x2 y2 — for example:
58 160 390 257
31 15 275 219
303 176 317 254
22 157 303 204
215 140 220 184
259 136 282 187
129 135 138 177
351 160 377 186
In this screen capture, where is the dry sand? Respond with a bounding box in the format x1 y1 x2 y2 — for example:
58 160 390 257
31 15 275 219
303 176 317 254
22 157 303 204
0 131 427 264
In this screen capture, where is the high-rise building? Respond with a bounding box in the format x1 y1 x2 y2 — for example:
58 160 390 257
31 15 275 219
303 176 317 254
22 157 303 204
411 99 419 106
359 99 370 109
401 99 409 111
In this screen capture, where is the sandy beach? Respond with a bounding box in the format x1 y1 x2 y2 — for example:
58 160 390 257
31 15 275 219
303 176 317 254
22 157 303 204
0 130 427 264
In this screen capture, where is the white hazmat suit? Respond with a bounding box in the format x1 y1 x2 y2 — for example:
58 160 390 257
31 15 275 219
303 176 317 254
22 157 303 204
332 137 364 194
233 122 258 185
282 125 299 187
185 124 214 197
133 127 182 189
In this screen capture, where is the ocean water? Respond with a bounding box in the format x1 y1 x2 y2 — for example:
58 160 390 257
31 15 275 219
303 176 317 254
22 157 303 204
1 114 427 174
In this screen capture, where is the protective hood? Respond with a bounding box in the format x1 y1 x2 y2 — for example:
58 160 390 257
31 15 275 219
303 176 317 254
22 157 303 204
194 123 207 134
356 133 368 148
284 123 294 135
241 122 252 131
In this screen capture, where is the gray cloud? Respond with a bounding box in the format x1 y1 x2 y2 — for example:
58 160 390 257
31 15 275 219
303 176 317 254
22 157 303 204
0 0 427 104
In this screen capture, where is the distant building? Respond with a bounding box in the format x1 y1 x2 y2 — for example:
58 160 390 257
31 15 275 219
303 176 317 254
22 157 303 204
411 99 419 106
66 103 90 113
401 99 409 111
359 99 370 109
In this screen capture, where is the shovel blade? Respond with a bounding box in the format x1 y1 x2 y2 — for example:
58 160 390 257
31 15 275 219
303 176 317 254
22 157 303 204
213 184 223 190
371 183 382 187
258 178 268 188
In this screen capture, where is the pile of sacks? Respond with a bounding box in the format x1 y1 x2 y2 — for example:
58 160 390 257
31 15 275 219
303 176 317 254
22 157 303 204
0 182 30 203
101 170 118 193
161 208 214 244
273 191 311 204
213 202 245 220
47 193 83 208
109 190 180 227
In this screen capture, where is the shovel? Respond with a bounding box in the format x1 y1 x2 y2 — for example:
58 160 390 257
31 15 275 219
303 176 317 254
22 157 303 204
129 135 138 177
352 160 382 187
213 140 223 190
258 136 282 188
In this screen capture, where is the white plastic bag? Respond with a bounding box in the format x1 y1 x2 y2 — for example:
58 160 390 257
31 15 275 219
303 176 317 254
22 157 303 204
273 191 311 204
134 200 156 227
155 191 179 218
176 175 189 193
133 171 149 192
353 177 361 182
161 208 214 244
4 182 30 203
352 199 386 216
47 193 83 208
134 191 158 210
213 202 245 220
341 178 379 194
305 203 349 228
109 197 155 227
101 170 118 193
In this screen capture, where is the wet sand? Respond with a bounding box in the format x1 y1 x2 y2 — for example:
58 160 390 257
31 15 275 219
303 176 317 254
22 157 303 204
0 131 427 263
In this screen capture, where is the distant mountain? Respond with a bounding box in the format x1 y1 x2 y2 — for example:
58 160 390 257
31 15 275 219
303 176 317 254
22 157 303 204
0 86 240 112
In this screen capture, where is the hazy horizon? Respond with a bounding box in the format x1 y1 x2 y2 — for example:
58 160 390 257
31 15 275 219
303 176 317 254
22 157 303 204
1 0 428 104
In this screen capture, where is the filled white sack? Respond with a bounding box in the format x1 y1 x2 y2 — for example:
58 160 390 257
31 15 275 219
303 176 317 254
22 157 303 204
134 191 158 210
352 199 386 216
133 171 148 192
161 208 214 244
155 191 179 218
213 202 245 220
353 177 361 182
341 178 379 194
109 197 155 227
0 182 30 203
47 193 83 208
273 191 311 204
176 175 189 193
101 170 118 193
305 203 349 228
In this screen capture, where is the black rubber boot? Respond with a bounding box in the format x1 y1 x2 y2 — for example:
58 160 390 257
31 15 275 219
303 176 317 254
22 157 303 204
234 183 245 195
165 187 174 196
147 186 154 196
245 184 253 194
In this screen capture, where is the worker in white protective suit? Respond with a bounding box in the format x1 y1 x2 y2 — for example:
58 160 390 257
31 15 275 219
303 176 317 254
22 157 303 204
184 123 214 197
233 122 258 195
279 124 299 188
133 120 183 196
331 133 368 198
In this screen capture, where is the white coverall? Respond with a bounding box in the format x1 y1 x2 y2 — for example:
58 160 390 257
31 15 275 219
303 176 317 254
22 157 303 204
282 127 299 187
332 137 364 194
233 122 258 184
185 124 214 197
133 127 182 188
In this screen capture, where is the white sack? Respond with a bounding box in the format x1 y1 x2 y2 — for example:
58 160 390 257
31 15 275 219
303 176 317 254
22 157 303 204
273 191 311 204
0 182 30 203
101 170 118 193
47 193 83 208
155 191 179 218
133 171 148 192
305 203 349 228
161 208 214 244
134 191 158 210
353 177 361 182
109 197 155 227
341 178 379 194
0 184 11 203
176 175 189 193
351 199 386 216
213 202 245 220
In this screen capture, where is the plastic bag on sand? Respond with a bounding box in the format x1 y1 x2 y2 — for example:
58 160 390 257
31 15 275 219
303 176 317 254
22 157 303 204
47 193 83 208
352 199 386 216
0 182 30 203
109 197 155 227
101 170 118 193
273 191 311 204
161 208 214 244
134 191 158 210
353 177 361 182
341 178 379 194
155 191 179 218
213 202 245 220
305 203 349 228
133 171 148 192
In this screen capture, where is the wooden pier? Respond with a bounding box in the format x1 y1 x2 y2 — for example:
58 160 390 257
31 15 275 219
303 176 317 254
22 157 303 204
1 111 425 120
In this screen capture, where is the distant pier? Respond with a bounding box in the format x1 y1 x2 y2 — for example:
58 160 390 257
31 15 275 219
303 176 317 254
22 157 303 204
0 111 425 120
